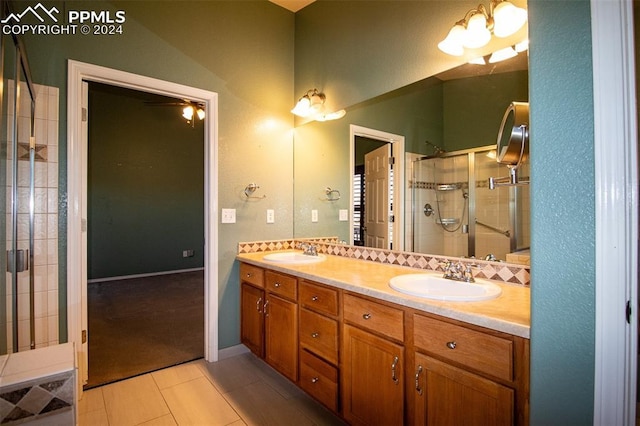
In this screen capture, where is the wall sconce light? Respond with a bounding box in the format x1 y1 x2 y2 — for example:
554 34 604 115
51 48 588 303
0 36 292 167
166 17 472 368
291 88 326 117
291 88 346 121
438 0 527 57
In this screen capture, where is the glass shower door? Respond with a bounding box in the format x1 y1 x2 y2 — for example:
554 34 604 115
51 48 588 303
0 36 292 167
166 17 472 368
2 32 36 354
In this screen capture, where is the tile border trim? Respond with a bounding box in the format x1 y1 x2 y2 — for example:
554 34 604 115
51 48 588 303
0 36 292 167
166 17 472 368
238 237 530 286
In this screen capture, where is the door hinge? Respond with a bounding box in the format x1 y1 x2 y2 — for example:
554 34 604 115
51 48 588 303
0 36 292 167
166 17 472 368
82 329 87 343
626 300 632 324
390 156 395 165
82 108 88 122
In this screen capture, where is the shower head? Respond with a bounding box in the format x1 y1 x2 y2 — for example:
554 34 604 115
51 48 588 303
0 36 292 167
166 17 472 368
425 140 446 157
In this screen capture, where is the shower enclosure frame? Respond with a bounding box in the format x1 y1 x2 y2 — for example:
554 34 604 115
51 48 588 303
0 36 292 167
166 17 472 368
1 1 38 354
411 144 527 260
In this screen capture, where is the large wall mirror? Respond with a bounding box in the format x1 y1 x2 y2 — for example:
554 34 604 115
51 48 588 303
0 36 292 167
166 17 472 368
293 52 529 263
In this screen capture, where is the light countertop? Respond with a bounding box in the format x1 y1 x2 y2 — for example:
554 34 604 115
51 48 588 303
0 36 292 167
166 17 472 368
237 251 530 339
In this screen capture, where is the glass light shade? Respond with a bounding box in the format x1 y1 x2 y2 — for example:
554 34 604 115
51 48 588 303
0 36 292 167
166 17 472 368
182 106 194 120
489 46 518 63
463 13 491 48
437 24 465 56
315 109 346 122
291 96 311 116
493 1 527 37
196 108 205 120
469 56 486 65
308 93 325 115
514 39 529 52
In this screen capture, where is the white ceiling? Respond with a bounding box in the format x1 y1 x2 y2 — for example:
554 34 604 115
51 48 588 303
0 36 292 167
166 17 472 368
269 0 315 12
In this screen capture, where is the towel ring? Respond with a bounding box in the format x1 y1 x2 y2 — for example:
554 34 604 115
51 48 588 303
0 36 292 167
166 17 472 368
325 187 340 201
244 183 266 199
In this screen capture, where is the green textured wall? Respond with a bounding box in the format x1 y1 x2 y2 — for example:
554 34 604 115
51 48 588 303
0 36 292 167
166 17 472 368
87 83 204 279
23 0 295 347
528 0 595 423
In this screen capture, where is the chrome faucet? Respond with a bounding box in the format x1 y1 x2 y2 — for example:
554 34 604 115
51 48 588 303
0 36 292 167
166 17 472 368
296 242 318 256
439 260 475 283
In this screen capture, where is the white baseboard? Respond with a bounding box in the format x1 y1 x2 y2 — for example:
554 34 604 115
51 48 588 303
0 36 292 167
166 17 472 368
88 267 205 284
217 344 250 360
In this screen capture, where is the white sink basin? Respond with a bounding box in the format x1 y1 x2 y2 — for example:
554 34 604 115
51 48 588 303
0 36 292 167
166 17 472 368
262 252 326 264
389 273 502 301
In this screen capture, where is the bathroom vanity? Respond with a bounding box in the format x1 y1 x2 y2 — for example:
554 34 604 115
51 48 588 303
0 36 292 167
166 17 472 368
237 250 530 425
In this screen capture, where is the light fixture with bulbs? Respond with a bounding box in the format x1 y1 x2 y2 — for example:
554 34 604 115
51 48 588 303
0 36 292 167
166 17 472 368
438 0 527 57
182 103 205 127
291 88 346 121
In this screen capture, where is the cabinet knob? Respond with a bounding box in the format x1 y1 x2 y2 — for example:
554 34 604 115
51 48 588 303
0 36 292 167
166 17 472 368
311 296 319 301
446 341 457 350
362 313 371 320
311 332 319 338
246 273 252 278
274 282 281 288
311 377 319 384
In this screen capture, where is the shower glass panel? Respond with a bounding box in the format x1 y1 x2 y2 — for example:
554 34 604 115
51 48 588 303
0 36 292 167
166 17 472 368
1 31 37 354
412 146 529 261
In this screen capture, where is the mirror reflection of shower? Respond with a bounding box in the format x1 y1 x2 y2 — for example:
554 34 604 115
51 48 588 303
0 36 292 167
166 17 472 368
411 145 530 261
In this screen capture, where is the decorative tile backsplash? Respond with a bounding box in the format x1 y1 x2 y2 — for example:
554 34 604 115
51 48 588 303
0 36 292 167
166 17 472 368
238 237 530 286
0 371 73 424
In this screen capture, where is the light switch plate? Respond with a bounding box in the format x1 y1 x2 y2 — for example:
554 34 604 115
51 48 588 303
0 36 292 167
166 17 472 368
311 209 318 223
266 209 275 224
221 208 236 224
339 209 349 221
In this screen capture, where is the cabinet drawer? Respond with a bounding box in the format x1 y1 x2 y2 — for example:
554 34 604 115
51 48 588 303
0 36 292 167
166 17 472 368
343 293 403 342
240 263 264 288
299 280 339 317
299 350 338 412
299 308 338 364
265 270 297 301
413 314 513 381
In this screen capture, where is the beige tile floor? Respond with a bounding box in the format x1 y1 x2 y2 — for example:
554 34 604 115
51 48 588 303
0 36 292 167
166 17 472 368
78 352 346 426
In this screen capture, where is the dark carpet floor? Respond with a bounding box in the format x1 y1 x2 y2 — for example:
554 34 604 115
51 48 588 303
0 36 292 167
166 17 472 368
86 270 204 389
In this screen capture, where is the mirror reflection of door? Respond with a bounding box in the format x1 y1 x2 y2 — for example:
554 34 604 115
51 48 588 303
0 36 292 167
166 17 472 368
364 144 392 249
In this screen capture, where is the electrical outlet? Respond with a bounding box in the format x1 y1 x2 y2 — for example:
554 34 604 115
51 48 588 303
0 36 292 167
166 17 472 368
221 208 236 224
311 209 318 223
339 209 349 221
182 249 194 258
266 209 275 224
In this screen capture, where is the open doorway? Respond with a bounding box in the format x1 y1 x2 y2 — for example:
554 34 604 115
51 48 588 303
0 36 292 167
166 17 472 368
349 125 405 250
84 83 205 388
67 61 219 396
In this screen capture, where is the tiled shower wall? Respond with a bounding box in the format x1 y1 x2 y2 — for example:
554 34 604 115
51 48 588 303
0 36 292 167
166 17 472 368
409 150 530 261
6 81 59 352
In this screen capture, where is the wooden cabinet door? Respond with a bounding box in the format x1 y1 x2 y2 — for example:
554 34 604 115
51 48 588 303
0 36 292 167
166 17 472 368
241 283 264 357
414 352 514 426
265 293 298 381
342 324 404 426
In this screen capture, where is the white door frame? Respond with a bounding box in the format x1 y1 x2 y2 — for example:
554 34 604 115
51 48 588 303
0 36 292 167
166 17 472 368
67 60 219 391
350 124 405 250
591 0 638 424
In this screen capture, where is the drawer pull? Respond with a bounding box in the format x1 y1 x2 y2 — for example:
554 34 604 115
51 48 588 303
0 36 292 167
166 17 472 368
415 365 423 395
256 297 262 313
362 313 371 320
311 377 320 384
391 356 399 384
446 341 457 350
311 332 319 338
274 282 281 288
311 295 319 301
246 272 252 278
